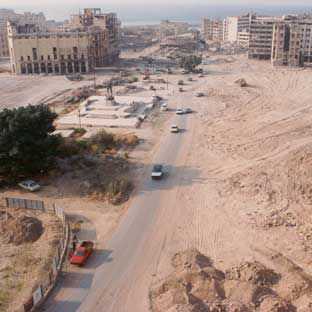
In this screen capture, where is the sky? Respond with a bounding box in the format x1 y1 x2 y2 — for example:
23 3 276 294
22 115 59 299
1 0 312 22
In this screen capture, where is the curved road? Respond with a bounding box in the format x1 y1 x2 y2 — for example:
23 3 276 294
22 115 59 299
44 87 198 312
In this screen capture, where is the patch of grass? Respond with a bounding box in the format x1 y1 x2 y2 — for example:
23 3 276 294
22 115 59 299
0 289 10 312
72 128 87 137
128 76 139 83
107 177 132 196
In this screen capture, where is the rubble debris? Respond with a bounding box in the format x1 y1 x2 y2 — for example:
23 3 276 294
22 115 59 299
150 249 308 312
235 79 248 87
0 212 43 245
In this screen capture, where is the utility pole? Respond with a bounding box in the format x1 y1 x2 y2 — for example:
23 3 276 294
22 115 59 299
77 108 81 129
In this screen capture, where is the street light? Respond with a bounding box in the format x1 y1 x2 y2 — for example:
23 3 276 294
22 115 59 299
77 108 81 129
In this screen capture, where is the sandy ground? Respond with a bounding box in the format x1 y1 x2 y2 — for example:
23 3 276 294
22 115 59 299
3 49 312 310
0 207 62 312
66 53 312 311
147 55 312 310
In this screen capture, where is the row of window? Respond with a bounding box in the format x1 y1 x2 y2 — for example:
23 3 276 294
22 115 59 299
21 54 85 61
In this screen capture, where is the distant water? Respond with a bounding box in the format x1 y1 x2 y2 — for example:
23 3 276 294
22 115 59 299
120 5 312 26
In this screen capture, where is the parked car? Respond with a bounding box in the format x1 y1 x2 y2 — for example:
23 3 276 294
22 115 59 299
70 241 94 265
176 108 184 115
151 164 164 180
196 92 205 97
177 80 184 85
179 87 184 92
184 108 192 114
171 125 179 133
161 104 168 111
187 77 193 82
18 180 40 192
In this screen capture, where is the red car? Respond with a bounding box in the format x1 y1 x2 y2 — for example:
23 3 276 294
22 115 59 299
70 241 94 265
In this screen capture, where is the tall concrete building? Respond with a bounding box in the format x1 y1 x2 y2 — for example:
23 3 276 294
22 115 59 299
224 17 238 42
200 18 213 41
70 8 120 64
272 19 312 66
201 18 223 42
8 8 120 75
248 16 285 60
223 14 255 45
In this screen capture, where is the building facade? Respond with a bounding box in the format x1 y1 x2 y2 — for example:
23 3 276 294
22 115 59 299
0 9 48 58
8 8 120 75
272 20 312 66
70 9 120 64
201 18 223 42
200 18 214 41
248 16 285 60
7 22 90 74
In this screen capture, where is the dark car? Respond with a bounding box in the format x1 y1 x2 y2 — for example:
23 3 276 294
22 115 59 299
151 164 164 180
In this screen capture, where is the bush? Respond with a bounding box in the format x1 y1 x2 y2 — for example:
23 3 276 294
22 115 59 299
128 76 139 83
57 138 88 157
72 128 87 137
107 177 132 196
89 130 115 153
116 134 139 147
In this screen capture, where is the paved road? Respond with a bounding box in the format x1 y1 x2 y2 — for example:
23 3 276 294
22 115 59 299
44 88 197 312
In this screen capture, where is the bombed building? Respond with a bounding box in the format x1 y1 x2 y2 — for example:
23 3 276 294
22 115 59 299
7 8 120 75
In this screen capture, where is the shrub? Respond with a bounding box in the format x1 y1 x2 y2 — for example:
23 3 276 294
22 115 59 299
72 128 87 137
57 138 88 157
128 76 139 83
107 177 132 196
89 130 115 153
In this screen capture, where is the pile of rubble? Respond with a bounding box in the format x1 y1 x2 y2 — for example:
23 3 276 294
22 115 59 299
0 211 43 245
150 249 312 311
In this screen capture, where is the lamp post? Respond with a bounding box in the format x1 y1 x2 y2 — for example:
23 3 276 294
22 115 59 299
77 108 81 130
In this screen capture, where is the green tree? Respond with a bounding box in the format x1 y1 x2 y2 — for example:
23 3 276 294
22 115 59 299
0 104 60 180
179 55 202 72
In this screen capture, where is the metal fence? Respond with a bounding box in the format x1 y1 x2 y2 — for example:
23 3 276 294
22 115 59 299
5 198 69 312
5 197 44 211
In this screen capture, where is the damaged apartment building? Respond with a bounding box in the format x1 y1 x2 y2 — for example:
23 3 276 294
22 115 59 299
7 8 119 75
271 18 312 66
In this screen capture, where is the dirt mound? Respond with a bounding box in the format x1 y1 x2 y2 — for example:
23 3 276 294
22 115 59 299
171 248 213 271
258 295 292 312
226 261 280 287
0 213 43 245
151 249 308 312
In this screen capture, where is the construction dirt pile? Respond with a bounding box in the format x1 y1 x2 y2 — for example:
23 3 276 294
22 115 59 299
150 249 312 312
0 211 43 245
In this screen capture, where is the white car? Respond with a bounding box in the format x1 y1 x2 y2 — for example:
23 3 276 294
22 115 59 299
151 164 164 180
171 125 179 133
176 109 184 115
161 104 168 111
18 180 40 192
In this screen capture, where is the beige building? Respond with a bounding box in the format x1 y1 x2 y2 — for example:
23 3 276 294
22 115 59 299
8 8 120 75
7 22 90 74
237 31 250 47
224 17 238 42
201 18 223 42
70 9 119 64
272 20 312 67
0 9 48 58
248 16 285 60
200 18 213 41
